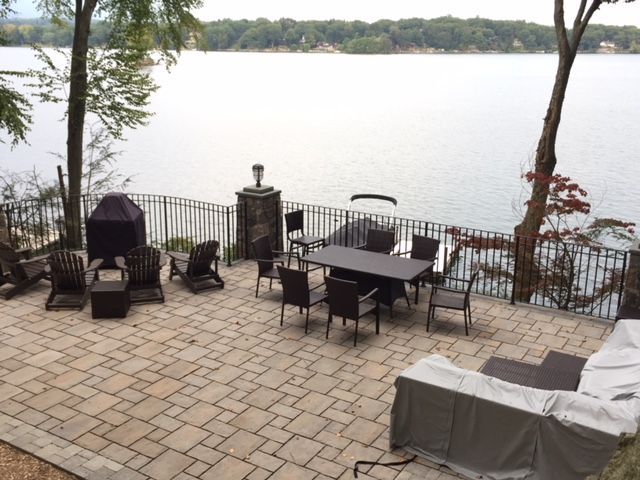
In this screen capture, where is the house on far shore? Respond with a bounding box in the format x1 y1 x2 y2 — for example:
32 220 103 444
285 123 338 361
598 40 617 53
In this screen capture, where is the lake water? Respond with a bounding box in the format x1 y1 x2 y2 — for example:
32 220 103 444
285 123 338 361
1 48 640 234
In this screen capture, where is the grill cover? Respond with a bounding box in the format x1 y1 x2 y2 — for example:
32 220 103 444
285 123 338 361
86 193 146 267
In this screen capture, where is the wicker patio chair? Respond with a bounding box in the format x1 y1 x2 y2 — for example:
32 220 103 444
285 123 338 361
167 240 224 294
0 242 49 300
115 246 166 304
427 266 480 335
285 209 325 269
251 235 295 297
324 275 379 347
276 265 327 333
356 228 395 254
45 250 102 310
396 235 441 304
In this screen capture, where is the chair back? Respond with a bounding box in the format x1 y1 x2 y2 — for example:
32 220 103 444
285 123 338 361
48 250 86 293
125 246 162 288
188 240 219 277
277 265 310 307
0 242 26 280
251 235 275 275
467 266 480 295
365 229 395 253
325 276 359 319
411 235 440 261
285 210 304 239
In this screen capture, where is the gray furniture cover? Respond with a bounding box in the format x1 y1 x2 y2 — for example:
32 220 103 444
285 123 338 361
390 330 640 480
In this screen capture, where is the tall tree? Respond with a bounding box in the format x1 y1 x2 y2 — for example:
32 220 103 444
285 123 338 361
515 0 634 238
513 0 635 301
0 0 32 147
33 0 201 246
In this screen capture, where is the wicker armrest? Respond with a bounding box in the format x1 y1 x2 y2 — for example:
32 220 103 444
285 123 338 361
359 288 379 303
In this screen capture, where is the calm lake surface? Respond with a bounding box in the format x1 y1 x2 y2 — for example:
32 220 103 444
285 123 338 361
2 48 640 234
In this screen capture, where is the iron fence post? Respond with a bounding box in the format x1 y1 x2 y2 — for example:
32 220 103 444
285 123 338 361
225 206 232 267
163 196 169 250
511 235 520 305
616 251 628 317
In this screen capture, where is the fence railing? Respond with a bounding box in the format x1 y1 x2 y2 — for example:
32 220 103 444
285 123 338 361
281 200 628 321
2 194 628 320
4 194 242 265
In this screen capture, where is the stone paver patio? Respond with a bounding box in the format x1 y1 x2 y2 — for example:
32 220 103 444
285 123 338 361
0 260 613 480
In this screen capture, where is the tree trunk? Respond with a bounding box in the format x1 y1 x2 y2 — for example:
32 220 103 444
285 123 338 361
512 0 602 302
65 0 97 249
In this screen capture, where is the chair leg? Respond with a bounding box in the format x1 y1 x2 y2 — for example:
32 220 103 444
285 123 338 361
255 277 260 298
305 308 310 334
467 302 473 325
414 284 420 305
463 308 469 336
326 312 332 339
426 306 432 332
269 278 273 290
353 318 358 347
280 301 285 326
404 289 411 309
342 316 346 326
375 300 380 335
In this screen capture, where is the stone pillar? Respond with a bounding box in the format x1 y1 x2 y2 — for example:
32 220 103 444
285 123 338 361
619 241 640 318
236 184 282 260
0 204 9 244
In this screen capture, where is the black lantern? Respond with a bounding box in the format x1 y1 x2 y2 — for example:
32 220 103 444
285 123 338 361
252 164 264 188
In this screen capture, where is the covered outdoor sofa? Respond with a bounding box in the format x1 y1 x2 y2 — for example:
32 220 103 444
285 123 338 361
390 320 640 480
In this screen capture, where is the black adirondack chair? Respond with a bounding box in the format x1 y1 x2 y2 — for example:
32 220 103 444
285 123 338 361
45 251 102 310
0 242 49 300
115 246 166 304
167 240 224 294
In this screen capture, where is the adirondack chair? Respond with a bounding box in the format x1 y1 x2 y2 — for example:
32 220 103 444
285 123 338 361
0 242 49 300
45 251 103 310
115 246 166 304
167 240 224 294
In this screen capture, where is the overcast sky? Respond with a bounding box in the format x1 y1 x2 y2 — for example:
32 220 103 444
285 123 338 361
9 0 640 26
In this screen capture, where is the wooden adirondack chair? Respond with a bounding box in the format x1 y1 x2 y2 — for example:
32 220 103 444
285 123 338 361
0 242 49 300
167 240 224 294
115 246 166 304
45 251 103 310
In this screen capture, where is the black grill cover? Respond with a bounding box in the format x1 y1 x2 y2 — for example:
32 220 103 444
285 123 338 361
86 193 146 267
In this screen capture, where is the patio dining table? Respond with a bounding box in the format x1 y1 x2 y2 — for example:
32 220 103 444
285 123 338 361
302 245 434 316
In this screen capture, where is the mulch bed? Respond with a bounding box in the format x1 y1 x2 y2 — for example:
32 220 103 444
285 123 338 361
0 441 79 480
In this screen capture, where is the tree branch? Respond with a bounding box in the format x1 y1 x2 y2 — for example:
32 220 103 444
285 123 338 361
554 0 571 55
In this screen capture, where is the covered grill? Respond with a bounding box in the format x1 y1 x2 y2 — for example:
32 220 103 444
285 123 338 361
86 193 146 267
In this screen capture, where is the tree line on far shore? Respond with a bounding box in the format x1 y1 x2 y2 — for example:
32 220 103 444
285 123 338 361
2 15 640 53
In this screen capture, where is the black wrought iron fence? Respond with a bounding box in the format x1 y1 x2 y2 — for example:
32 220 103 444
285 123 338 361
2 194 628 319
281 200 628 320
4 194 241 265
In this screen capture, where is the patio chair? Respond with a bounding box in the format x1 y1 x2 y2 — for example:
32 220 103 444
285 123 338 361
115 246 166 304
251 235 295 297
167 240 224 294
396 235 441 304
427 265 480 336
356 228 395 254
285 209 325 269
276 265 327 333
0 242 49 300
45 251 102 310
324 275 379 347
